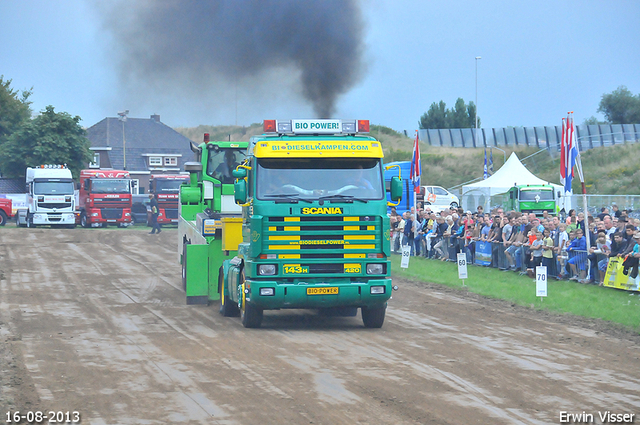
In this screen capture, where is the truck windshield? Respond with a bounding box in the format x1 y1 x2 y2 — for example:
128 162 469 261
207 148 247 184
155 179 188 192
91 179 131 194
33 181 75 195
519 190 554 201
256 158 384 201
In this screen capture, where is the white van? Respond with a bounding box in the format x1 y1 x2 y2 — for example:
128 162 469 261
420 186 460 209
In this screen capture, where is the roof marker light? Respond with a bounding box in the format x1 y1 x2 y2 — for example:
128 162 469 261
203 133 210 144
264 120 276 133
357 120 370 133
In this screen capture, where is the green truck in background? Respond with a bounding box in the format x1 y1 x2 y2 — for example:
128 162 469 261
179 119 403 329
504 184 557 216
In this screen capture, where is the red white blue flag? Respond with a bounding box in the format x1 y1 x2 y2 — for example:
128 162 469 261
560 112 578 194
410 131 421 190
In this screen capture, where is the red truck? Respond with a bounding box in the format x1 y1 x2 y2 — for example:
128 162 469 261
0 198 12 226
149 174 189 225
77 169 132 227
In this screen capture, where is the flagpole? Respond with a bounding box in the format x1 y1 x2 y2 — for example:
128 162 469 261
571 111 590 250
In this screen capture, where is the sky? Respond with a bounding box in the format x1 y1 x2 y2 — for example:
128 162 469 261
1 0 639 133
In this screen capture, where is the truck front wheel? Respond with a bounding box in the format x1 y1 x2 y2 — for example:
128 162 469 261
26 212 36 228
80 212 89 228
0 210 7 226
219 267 239 317
361 304 387 328
239 270 263 328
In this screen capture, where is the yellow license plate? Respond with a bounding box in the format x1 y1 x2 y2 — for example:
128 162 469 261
307 287 339 295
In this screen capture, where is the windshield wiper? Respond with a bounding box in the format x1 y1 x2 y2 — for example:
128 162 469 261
318 194 368 203
262 193 312 203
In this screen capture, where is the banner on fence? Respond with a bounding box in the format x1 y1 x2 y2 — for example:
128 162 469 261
474 241 492 266
603 257 640 292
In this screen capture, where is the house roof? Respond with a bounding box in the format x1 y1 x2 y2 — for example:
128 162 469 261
86 115 197 172
0 178 24 194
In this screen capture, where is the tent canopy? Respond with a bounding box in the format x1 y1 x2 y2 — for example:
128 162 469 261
462 152 562 211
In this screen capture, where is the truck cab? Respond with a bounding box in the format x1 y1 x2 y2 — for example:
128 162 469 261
506 184 556 216
18 165 76 228
221 119 402 328
149 174 189 225
77 169 132 227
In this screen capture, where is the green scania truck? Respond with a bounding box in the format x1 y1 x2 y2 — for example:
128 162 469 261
179 119 402 328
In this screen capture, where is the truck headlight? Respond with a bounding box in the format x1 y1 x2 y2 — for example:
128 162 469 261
366 264 384 275
125 212 131 216
259 287 275 296
370 286 386 294
91 212 99 217
258 264 277 276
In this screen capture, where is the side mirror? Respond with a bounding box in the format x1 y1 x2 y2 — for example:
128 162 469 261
234 179 247 204
390 176 402 202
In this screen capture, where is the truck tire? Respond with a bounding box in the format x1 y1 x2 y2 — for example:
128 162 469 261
26 212 36 228
239 270 263 328
80 212 89 228
361 304 387 328
0 210 7 226
219 267 239 317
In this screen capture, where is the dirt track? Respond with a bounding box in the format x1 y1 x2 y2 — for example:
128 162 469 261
1 227 639 424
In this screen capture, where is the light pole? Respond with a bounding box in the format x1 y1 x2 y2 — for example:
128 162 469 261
475 56 481 147
118 110 129 170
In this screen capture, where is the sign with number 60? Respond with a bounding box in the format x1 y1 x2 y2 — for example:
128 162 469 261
457 253 468 279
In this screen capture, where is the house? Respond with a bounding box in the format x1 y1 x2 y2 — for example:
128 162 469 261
85 114 196 194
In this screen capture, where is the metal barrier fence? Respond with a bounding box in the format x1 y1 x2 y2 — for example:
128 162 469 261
391 235 600 283
419 124 640 150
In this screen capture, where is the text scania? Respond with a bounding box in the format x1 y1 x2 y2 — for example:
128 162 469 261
295 122 339 130
302 207 343 215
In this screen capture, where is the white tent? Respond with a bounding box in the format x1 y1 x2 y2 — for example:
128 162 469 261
461 152 564 212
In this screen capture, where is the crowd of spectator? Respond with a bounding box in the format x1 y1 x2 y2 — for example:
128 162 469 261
389 203 640 285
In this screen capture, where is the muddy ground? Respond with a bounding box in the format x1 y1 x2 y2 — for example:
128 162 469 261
1 227 639 424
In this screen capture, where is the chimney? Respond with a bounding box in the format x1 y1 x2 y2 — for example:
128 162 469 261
151 114 160 122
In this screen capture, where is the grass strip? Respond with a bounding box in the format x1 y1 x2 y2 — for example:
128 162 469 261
390 254 640 333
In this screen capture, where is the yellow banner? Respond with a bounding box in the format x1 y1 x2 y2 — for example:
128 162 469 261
603 257 640 291
254 140 383 158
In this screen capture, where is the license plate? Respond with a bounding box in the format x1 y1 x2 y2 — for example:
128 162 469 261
307 287 339 295
107 220 116 222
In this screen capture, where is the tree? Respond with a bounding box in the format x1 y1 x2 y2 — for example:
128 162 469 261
418 98 479 129
0 106 93 178
0 76 32 144
597 86 640 124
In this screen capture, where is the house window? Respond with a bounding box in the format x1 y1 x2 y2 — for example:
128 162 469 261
164 156 177 166
149 156 162 166
89 153 100 168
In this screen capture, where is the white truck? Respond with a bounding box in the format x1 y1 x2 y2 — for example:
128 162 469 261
17 165 76 228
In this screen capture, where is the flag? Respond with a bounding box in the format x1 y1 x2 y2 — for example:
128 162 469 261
483 148 488 179
410 131 421 190
560 112 578 194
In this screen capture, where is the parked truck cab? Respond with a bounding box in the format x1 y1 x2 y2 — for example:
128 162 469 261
149 174 189 225
77 169 132 227
506 184 557 216
17 165 76 228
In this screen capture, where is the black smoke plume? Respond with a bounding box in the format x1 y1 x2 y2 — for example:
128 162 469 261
100 0 365 118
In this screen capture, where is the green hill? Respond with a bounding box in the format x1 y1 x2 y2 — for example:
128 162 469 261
174 123 640 195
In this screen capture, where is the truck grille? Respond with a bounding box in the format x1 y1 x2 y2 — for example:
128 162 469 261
38 202 72 209
264 215 381 276
101 208 123 219
94 198 129 208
